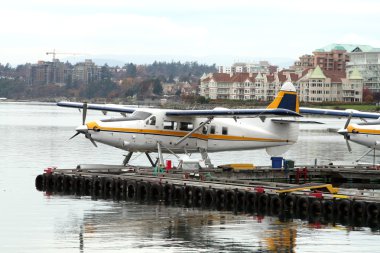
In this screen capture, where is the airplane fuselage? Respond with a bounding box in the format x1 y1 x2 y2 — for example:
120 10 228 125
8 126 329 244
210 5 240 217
85 109 299 154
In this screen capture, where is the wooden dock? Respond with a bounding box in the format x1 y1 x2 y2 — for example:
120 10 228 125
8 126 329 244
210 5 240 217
35 164 380 229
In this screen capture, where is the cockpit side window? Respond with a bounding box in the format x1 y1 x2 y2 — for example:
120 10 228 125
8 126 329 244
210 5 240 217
148 116 156 125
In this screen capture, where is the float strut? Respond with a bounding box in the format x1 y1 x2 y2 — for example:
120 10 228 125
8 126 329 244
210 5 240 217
122 151 133 166
145 152 158 167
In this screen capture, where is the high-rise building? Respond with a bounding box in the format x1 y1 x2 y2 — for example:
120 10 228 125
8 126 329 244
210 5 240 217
72 59 101 85
29 60 70 85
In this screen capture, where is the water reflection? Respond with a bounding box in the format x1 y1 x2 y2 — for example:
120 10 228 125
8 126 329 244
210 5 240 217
50 195 380 253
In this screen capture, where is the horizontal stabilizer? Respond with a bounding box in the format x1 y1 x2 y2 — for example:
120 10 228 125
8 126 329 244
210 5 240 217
300 107 380 119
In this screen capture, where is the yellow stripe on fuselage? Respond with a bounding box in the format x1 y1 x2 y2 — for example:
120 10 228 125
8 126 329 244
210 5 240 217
347 125 380 135
86 122 291 143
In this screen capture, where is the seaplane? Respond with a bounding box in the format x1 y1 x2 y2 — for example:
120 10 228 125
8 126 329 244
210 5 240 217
58 82 309 168
299 107 380 162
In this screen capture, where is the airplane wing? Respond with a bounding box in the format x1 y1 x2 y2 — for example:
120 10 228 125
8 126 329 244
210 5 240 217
166 108 301 117
58 102 300 117
57 102 137 114
300 107 380 119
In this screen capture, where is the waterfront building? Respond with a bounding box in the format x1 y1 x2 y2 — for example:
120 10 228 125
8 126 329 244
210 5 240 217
218 61 278 75
297 66 363 102
200 71 298 101
201 66 363 103
346 47 380 93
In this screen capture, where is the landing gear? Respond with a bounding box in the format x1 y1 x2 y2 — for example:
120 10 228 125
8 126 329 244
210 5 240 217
145 152 158 167
199 148 213 169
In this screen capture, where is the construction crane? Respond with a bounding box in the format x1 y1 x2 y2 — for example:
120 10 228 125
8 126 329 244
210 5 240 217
46 49 89 62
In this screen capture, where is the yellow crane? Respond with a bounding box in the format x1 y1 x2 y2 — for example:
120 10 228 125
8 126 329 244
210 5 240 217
46 49 89 61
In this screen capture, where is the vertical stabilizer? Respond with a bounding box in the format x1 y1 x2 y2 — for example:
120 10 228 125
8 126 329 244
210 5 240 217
267 82 299 113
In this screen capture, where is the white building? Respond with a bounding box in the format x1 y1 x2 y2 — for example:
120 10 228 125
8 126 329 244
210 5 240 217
201 67 363 102
347 47 380 93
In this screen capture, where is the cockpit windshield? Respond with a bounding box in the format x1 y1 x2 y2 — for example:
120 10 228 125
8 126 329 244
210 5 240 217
100 111 152 122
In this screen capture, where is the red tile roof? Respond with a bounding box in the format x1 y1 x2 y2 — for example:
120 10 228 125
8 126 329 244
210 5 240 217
323 70 346 83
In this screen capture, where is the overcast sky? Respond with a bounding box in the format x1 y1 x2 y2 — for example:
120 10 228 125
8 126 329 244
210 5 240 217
2 0 380 66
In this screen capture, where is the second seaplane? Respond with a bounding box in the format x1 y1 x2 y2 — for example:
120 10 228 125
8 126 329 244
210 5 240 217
299 107 380 162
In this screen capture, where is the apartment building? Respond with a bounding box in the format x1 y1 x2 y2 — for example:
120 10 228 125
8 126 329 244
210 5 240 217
346 47 380 93
201 66 363 102
29 60 67 85
291 54 314 71
200 71 298 101
218 61 278 75
72 59 101 85
297 66 363 102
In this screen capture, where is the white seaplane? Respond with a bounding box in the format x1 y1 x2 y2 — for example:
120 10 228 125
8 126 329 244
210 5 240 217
58 82 380 167
299 107 380 162
58 82 309 168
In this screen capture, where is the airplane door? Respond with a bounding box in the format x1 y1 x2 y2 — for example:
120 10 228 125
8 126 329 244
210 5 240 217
196 123 208 149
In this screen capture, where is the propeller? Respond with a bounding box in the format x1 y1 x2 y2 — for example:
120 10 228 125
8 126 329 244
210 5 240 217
344 113 352 129
338 113 353 152
69 102 98 147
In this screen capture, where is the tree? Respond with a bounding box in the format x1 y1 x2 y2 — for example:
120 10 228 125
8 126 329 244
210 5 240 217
363 87 373 102
126 63 137 78
101 64 112 80
153 78 163 95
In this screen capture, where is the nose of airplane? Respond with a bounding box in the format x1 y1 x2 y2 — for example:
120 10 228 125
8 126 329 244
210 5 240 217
75 124 88 133
337 128 347 136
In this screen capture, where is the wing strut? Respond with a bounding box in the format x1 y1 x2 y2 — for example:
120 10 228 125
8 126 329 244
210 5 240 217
175 117 213 146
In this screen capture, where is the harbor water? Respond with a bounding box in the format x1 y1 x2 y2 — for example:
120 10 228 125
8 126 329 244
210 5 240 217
0 102 379 252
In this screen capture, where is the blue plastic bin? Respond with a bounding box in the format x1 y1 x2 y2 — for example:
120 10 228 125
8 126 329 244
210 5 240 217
271 157 283 169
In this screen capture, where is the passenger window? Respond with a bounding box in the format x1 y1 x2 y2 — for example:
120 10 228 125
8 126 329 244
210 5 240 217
210 125 216 134
222 127 228 135
179 122 194 131
163 121 177 130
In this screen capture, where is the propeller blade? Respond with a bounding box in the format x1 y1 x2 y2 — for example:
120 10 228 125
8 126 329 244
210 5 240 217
89 137 98 147
69 132 80 140
344 113 352 129
346 139 352 153
85 132 98 147
82 102 88 125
